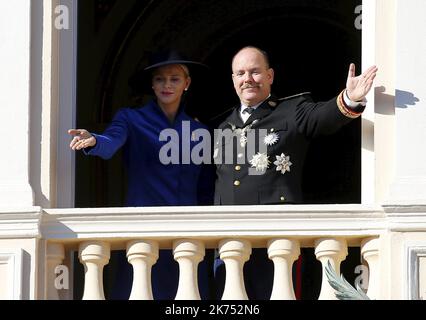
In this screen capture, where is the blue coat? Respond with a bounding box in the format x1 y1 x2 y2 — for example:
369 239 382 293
84 100 215 299
85 99 214 207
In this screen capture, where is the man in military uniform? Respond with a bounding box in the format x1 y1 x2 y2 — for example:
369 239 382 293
213 46 377 299
214 46 377 205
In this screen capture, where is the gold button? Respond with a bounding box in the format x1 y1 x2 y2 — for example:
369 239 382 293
270 128 275 132
235 165 241 171
280 196 285 202
234 180 241 186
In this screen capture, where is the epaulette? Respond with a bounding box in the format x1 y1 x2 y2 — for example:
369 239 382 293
278 92 311 102
208 106 235 122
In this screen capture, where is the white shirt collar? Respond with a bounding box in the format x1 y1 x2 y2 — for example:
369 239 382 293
239 94 272 123
240 94 272 112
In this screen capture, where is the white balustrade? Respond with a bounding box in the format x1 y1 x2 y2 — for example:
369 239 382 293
46 243 65 300
219 239 251 300
127 240 159 300
268 239 300 300
315 238 348 300
173 239 205 300
79 241 110 300
361 237 380 299
56 236 379 301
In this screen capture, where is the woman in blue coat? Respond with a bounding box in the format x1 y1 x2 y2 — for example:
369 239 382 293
68 52 215 299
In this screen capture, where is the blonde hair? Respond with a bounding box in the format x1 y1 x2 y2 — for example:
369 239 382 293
178 64 190 78
151 63 190 78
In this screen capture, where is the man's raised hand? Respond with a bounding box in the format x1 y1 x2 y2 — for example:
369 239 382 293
346 63 378 102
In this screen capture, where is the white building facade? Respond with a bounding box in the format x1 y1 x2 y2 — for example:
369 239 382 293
1 0 426 300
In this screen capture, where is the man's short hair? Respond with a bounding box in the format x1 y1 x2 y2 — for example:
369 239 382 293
232 46 271 69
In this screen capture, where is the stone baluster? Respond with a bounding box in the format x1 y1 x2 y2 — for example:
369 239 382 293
127 240 159 300
361 237 380 299
315 238 348 300
219 239 251 300
268 239 300 300
173 239 205 300
79 241 110 300
46 243 65 300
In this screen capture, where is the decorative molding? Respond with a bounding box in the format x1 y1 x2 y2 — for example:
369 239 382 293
383 204 426 213
406 243 426 300
0 249 23 300
56 0 77 208
41 205 386 241
0 208 42 239
384 205 426 232
0 205 423 242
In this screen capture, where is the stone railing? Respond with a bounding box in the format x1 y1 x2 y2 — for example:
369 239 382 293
39 204 387 300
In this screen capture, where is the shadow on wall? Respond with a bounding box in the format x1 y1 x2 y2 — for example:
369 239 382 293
375 86 420 115
395 89 420 108
362 87 420 153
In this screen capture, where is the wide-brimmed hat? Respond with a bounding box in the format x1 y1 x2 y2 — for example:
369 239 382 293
129 50 208 96
143 50 208 71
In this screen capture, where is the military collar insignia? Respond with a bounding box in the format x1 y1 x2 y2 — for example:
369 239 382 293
268 100 277 107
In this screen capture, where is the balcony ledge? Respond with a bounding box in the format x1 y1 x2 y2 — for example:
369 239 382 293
2 204 426 244
40 204 386 247
0 207 42 239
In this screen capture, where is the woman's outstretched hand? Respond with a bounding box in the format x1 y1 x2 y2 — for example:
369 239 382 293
68 129 96 150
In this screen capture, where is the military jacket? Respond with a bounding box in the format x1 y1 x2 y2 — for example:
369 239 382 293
214 92 363 205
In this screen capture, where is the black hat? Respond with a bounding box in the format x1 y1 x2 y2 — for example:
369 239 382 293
143 50 208 71
129 50 208 95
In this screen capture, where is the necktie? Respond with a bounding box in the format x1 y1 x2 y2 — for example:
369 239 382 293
243 107 254 115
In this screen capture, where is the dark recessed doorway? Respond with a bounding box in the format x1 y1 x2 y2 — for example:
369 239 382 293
75 0 362 207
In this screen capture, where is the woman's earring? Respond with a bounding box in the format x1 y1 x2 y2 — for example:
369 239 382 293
184 88 188 91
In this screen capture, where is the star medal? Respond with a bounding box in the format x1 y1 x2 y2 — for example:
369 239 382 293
249 152 270 172
264 132 279 146
273 153 292 174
